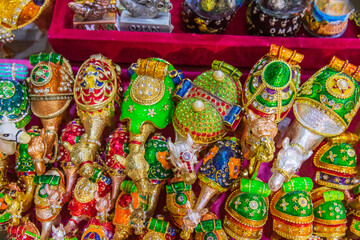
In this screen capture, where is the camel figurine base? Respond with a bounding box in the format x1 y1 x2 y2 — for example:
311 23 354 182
119 10 173 33
73 12 120 31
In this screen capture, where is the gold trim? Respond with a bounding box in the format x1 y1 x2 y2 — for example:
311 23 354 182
325 73 355 100
272 168 290 182
313 217 346 225
311 186 327 197
328 56 360 82
224 188 269 228
312 197 325 210
31 100 71 119
276 84 282 121
198 174 227 193
143 232 166 240
351 219 360 236
270 190 314 224
243 83 266 109
293 103 343 138
74 177 98 203
14 0 50 29
130 75 165 106
269 44 304 65
295 97 347 130
30 63 53 87
223 216 263 240
136 59 169 81
74 55 117 112
330 132 359 145
290 143 305 154
313 223 346 238
315 172 355 190
313 142 357 174
29 93 74 100
272 218 312 240
243 59 297 123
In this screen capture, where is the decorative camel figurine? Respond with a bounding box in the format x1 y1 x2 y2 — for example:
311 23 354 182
120 58 182 198
269 57 360 191
180 137 243 239
33 168 66 240
67 54 121 179
79 192 114 239
108 131 200 238
240 44 304 179
57 119 85 205
167 133 201 185
0 63 31 187
69 0 117 20
170 60 242 183
119 0 173 18
27 53 74 175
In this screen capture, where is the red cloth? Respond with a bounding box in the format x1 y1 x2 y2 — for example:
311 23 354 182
48 0 360 71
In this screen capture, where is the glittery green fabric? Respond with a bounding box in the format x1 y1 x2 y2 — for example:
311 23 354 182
275 191 312 217
323 191 344 202
145 137 173 181
282 177 313 193
174 98 223 133
313 200 346 221
229 193 267 221
239 179 271 198
89 167 103 183
297 67 360 128
29 53 63 66
320 143 356 167
120 60 176 135
33 175 60 186
147 218 168 233
194 70 238 104
165 182 191 194
263 61 291 88
195 219 222 233
120 180 138 193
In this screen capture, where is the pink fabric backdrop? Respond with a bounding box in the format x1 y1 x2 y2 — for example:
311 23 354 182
48 0 360 72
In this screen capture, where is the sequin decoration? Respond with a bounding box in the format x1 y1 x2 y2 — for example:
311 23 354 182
0 79 30 128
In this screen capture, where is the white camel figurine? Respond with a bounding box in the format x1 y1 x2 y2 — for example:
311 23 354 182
0 115 31 155
180 201 208 239
51 224 66 240
167 133 202 185
269 137 313 191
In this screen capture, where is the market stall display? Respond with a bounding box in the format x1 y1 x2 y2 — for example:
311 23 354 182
1 0 360 239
